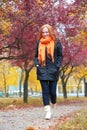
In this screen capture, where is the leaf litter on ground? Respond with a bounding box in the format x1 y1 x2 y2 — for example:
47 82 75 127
56 109 87 130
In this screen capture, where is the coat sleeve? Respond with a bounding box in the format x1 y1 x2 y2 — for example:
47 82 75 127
34 41 39 66
56 40 63 67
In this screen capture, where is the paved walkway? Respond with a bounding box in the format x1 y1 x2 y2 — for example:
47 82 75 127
0 102 87 130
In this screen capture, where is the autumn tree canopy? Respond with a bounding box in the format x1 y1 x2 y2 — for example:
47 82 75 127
0 0 87 101
0 0 87 66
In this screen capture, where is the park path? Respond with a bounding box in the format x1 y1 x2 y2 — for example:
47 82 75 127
0 101 87 130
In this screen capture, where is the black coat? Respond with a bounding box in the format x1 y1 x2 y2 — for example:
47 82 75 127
34 39 63 81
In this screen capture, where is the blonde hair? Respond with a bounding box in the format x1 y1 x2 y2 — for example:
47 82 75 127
38 24 56 41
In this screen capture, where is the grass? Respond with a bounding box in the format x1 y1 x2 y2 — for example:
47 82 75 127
0 96 87 108
56 109 87 130
0 97 43 108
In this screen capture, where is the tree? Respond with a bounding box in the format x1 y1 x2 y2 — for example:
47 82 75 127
73 66 87 97
0 61 20 96
0 0 87 101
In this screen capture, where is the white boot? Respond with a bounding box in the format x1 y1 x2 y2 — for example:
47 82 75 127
44 105 51 120
50 103 56 115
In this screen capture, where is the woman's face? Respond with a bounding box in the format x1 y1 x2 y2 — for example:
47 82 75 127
42 27 50 38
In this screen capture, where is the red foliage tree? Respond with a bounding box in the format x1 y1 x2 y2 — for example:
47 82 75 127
0 0 87 101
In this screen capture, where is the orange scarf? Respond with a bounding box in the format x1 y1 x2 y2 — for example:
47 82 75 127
38 37 55 66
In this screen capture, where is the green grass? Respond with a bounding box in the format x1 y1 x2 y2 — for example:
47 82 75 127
56 109 87 130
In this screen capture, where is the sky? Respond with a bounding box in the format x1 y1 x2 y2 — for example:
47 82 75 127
66 0 75 4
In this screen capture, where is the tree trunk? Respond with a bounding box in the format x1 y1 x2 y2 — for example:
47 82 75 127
76 79 81 98
3 69 7 97
62 83 67 98
19 69 24 97
61 77 67 98
23 69 29 103
83 78 87 97
85 82 87 97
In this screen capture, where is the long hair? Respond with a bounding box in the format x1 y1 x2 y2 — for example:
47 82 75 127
38 24 56 41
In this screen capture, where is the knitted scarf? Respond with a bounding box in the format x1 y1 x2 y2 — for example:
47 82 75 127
38 37 55 66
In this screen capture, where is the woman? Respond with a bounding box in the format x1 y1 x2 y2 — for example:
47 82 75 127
34 24 62 119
